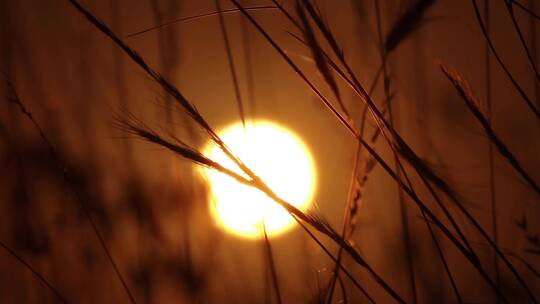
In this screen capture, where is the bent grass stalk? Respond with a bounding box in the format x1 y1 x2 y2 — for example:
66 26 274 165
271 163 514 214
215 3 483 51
62 0 540 302
242 2 539 302
67 0 404 301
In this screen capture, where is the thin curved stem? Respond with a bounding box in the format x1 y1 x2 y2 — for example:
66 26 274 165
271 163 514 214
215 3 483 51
124 6 278 38
471 0 540 120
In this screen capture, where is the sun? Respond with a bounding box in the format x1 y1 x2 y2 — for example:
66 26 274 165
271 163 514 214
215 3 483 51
201 120 317 239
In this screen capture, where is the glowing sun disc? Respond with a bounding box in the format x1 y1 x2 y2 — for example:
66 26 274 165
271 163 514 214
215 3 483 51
201 120 316 239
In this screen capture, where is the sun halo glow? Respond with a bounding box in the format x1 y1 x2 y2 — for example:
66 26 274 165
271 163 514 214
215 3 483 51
201 120 316 239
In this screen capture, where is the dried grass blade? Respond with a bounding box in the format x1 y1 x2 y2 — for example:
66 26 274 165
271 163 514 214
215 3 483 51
441 65 540 198
505 2 540 85
262 223 282 304
512 0 540 21
214 0 246 127
0 240 67 303
471 0 540 121
299 0 343 60
124 6 278 39
296 1 347 116
441 64 539 303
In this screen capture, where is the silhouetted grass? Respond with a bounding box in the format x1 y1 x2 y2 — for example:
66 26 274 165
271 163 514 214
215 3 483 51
2 0 540 303
4 75 137 304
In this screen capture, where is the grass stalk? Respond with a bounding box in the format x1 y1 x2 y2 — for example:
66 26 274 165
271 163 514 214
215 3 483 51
65 1 405 300
504 1 540 85
513 1 540 20
214 0 246 127
239 0 256 120
470 0 540 120
373 2 417 302
441 65 538 303
232 2 512 301
531 0 540 108
483 1 500 302
0 240 67 303
3 76 137 304
124 6 278 39
442 65 540 198
262 222 282 304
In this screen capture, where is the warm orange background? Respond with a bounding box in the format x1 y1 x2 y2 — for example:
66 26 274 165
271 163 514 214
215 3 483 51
1 0 539 303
